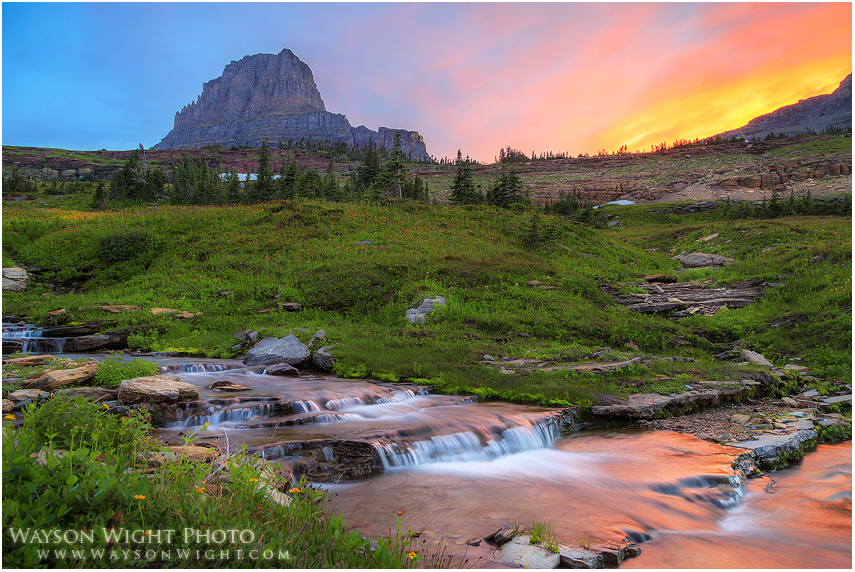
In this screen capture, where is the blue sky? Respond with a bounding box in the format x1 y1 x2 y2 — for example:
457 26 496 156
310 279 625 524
2 3 850 162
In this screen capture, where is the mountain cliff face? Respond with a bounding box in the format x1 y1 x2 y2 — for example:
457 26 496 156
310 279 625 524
152 49 429 160
716 74 852 140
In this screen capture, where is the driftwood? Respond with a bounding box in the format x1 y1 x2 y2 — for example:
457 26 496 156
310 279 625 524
600 280 765 316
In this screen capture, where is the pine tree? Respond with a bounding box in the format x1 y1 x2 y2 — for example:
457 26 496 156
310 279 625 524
358 139 381 192
449 150 479 205
279 158 298 199
90 181 107 211
256 139 275 201
323 159 339 200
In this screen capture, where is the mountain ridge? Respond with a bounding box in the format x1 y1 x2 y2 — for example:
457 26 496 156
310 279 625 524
152 49 429 160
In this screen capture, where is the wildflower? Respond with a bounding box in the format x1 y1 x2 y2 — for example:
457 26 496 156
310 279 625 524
288 487 303 494
407 551 417 560
4 415 15 421
249 478 258 482
200 422 210 431
396 510 403 516
135 495 146 500
196 487 204 494
104 404 110 409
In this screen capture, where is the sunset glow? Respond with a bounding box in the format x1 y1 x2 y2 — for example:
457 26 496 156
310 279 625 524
2 2 851 161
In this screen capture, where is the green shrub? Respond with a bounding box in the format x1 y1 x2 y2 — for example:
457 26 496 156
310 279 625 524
96 229 151 264
93 356 158 389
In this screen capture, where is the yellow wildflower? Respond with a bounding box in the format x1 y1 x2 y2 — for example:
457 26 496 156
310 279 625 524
196 487 204 494
4 415 16 421
288 487 303 494
134 494 146 500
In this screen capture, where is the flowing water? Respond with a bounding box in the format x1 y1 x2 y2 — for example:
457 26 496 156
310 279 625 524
7 351 853 567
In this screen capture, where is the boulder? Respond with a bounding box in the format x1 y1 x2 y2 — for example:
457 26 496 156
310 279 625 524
673 253 735 268
741 349 773 368
209 380 254 391
234 330 259 343
485 528 518 546
494 535 560 569
118 375 200 404
313 344 336 371
8 389 51 402
557 545 604 569
730 413 751 424
279 302 302 312
244 335 310 367
265 363 300 376
307 329 326 349
783 364 809 374
2 267 29 292
405 295 447 324
2 399 14 413
62 334 126 352
22 363 99 391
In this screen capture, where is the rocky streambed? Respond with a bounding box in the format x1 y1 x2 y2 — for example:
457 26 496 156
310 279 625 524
2 344 850 569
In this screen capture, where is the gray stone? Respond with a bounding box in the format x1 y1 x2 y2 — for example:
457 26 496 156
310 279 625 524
783 364 809 374
823 394 852 405
405 295 446 324
313 345 336 371
730 413 751 424
558 545 604 568
727 420 818 469
9 389 51 402
494 536 560 569
307 329 326 349
741 349 773 368
244 335 310 367
265 363 300 376
673 252 735 268
2 267 29 292
234 330 259 343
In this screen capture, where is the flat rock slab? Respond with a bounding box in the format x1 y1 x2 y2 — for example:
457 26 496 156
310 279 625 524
22 363 99 391
118 375 199 404
494 536 560 569
673 252 735 268
823 394 852 405
2 355 58 367
601 280 763 317
727 419 818 469
591 382 753 419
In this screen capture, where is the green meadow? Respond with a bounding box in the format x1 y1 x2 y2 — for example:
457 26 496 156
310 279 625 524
3 196 851 408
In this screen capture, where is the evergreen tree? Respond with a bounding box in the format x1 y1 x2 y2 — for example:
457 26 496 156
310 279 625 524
449 150 480 205
256 139 275 201
358 139 381 192
90 181 107 211
295 167 323 198
323 159 339 200
226 168 241 203
278 158 298 199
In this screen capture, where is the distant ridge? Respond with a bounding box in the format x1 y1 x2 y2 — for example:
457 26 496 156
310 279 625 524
713 74 852 140
152 49 429 160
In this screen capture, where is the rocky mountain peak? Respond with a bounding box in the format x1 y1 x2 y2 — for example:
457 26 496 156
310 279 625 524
153 49 429 160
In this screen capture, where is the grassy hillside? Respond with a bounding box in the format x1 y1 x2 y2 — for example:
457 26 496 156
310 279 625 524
2 198 851 408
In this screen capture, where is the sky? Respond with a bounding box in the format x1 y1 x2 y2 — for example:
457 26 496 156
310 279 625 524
2 2 851 163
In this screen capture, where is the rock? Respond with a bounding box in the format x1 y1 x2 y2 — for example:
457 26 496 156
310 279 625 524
100 305 140 313
781 397 799 407
150 307 179 315
494 536 560 569
118 375 200 404
279 302 302 312
22 363 99 391
234 330 259 343
167 445 216 462
209 380 254 391
673 252 735 268
264 363 300 377
741 349 774 368
52 387 117 402
783 364 809 374
307 329 326 349
595 544 626 567
731 413 751 424
8 389 51 402
822 394 852 405
2 267 29 292
2 355 58 367
728 419 818 469
44 308 67 318
485 528 518 546
558 545 604 568
62 334 126 352
405 295 447 324
244 335 310 367
313 345 336 371
2 399 13 413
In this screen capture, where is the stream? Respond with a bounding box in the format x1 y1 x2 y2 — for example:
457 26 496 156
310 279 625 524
6 348 852 568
